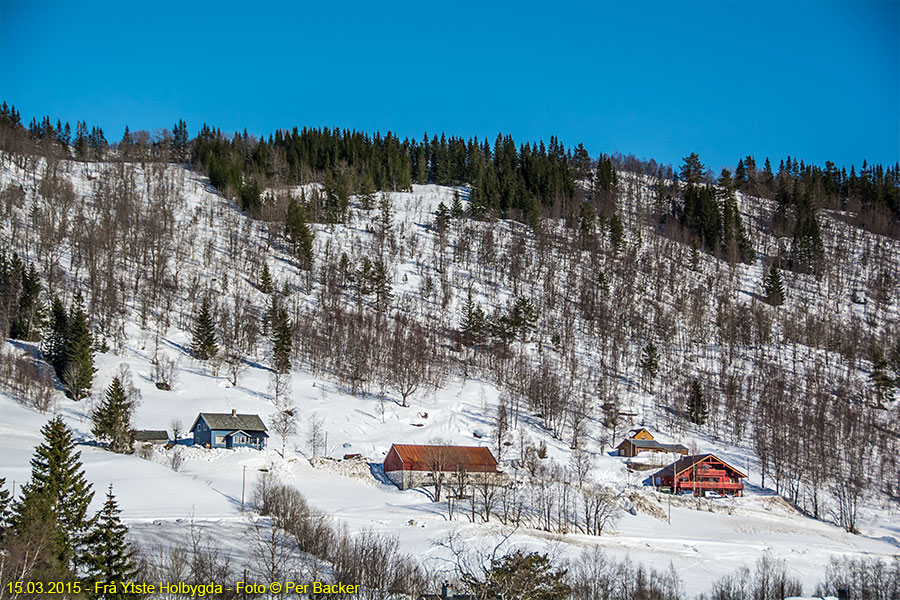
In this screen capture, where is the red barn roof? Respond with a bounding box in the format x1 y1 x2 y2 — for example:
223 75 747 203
385 444 498 473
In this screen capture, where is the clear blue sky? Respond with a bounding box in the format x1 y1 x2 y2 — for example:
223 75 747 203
1 0 897 172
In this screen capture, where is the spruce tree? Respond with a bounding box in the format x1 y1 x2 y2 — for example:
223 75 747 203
0 477 11 529
509 297 537 341
640 342 660 391
92 377 135 454
763 264 785 306
271 307 292 374
64 299 94 400
450 191 464 218
460 290 487 344
608 214 625 252
688 379 708 425
434 201 450 233
84 486 137 600
192 297 218 360
44 296 69 377
14 416 94 572
285 197 314 269
259 262 273 294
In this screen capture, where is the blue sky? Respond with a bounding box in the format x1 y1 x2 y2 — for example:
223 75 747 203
1 0 897 171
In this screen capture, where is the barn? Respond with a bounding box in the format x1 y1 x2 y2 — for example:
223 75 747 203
384 444 498 490
651 453 747 497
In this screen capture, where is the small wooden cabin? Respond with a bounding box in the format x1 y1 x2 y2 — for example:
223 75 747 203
132 430 169 444
384 444 498 490
651 454 746 496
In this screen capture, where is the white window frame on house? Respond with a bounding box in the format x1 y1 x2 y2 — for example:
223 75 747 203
215 435 225 445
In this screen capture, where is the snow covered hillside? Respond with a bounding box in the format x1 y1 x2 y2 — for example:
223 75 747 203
0 151 898 597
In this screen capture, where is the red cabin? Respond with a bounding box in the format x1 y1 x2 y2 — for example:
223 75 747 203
651 453 746 497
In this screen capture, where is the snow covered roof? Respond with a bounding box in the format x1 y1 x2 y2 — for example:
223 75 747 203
618 438 688 452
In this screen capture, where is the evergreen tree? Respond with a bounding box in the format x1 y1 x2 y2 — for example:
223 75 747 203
84 486 137 600
371 259 393 312
43 296 69 384
0 477 11 529
64 299 94 401
285 197 314 269
192 297 218 360
92 377 135 454
608 213 625 252
509 297 538 341
640 342 660 391
13 416 94 572
434 201 450 233
460 290 487 344
9 262 42 341
259 262 273 294
471 551 570 600
763 263 785 306
688 379 708 425
271 306 292 374
450 190 464 218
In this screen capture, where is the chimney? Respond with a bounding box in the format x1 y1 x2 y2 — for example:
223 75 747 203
231 408 237 417
838 589 849 600
441 581 449 600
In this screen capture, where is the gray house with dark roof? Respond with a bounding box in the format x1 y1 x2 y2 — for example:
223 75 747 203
190 409 268 449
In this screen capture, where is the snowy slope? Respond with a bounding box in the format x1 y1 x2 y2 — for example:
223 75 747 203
0 154 898 596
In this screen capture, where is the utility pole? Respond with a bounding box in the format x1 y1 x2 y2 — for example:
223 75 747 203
241 465 246 511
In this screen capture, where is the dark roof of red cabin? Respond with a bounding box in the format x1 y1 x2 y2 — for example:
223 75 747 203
387 444 498 471
652 453 747 479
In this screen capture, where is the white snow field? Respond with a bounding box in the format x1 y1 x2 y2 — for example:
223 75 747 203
0 153 898 597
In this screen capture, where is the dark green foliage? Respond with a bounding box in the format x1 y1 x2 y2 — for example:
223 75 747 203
43 296 69 376
192 297 218 360
84 486 137 600
285 196 314 269
92 377 135 454
190 123 577 227
640 342 660 390
239 178 262 215
324 168 351 224
450 191 464 218
789 192 824 274
259 262 273 294
357 172 376 209
469 551 570 600
509 297 538 341
14 415 94 572
271 305 292 374
868 345 895 407
64 298 94 400
0 477 11 529
0 251 43 341
370 259 393 312
434 201 450 233
460 290 487 344
763 264 785 306
688 378 708 425
608 214 625 252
